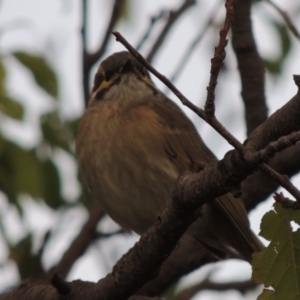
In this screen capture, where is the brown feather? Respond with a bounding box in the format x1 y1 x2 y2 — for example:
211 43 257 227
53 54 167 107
76 52 263 262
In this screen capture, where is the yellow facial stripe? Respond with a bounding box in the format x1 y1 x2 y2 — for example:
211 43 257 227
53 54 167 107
99 79 114 91
92 79 115 101
142 75 153 86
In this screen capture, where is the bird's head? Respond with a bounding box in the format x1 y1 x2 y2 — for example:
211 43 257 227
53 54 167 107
89 51 157 105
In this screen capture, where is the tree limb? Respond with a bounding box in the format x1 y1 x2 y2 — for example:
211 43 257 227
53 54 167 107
231 0 268 136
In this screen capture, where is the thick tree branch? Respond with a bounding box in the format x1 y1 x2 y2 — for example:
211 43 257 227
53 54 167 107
231 0 268 136
245 130 300 163
242 143 300 211
3 89 300 299
136 235 216 296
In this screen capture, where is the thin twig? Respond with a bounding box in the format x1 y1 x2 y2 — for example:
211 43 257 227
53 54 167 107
111 31 300 202
51 204 105 279
205 0 235 117
113 30 206 119
274 192 300 209
136 10 167 51
168 2 221 85
81 0 89 105
86 0 125 67
265 0 300 40
260 164 300 202
146 0 196 63
245 130 300 163
82 0 125 105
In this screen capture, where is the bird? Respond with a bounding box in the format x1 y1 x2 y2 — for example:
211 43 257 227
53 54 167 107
76 51 263 262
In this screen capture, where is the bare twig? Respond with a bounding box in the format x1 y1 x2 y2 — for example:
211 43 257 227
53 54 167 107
50 204 105 279
259 163 300 203
85 0 125 67
113 30 206 120
274 192 300 209
168 2 221 85
81 0 87 51
245 130 300 163
146 0 196 63
137 236 216 296
136 10 167 51
265 0 300 40
81 0 89 104
112 31 300 203
205 0 235 117
242 144 300 211
81 0 125 105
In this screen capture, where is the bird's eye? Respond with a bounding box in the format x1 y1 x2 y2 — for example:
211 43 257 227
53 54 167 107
105 71 114 81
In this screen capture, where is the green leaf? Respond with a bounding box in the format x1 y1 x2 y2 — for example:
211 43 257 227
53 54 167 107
41 113 71 152
13 51 58 97
264 59 282 75
264 21 292 76
0 96 24 120
252 202 300 300
0 142 43 202
274 22 291 60
41 159 63 209
10 234 45 279
0 59 6 95
0 137 66 208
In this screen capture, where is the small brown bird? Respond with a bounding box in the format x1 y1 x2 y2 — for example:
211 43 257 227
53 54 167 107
76 51 263 262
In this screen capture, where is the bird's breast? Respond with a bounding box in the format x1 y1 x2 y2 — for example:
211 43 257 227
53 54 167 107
76 100 178 233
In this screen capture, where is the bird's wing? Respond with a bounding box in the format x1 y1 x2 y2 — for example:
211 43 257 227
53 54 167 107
133 94 261 254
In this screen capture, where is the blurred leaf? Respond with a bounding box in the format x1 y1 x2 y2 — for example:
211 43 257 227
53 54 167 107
0 96 24 120
274 22 291 59
0 58 24 120
0 141 20 204
264 59 282 75
41 113 74 152
0 59 6 95
41 159 63 209
13 51 58 97
118 0 131 22
0 139 64 207
65 117 81 139
0 141 42 203
264 21 292 76
252 202 300 300
10 234 45 279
